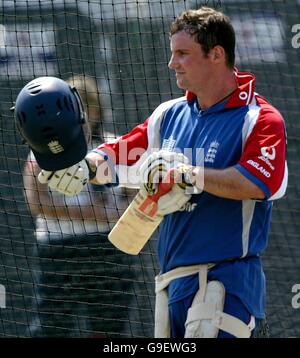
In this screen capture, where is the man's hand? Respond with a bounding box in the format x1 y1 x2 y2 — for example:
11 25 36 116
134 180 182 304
174 164 203 195
139 150 195 215
38 158 96 196
156 182 191 215
139 150 190 195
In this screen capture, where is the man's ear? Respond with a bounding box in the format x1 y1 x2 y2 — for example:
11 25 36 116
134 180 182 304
210 46 225 63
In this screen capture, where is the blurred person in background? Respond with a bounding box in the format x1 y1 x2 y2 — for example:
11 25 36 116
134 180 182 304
23 75 135 337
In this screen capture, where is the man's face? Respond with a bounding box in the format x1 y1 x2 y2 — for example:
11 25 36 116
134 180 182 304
168 31 212 93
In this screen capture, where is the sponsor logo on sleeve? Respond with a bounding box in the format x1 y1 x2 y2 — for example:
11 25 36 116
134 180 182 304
258 146 275 170
247 159 271 178
261 146 276 160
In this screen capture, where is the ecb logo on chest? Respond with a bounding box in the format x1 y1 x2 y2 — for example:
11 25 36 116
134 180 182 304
204 140 220 164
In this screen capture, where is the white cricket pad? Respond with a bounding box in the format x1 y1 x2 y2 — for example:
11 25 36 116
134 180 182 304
184 280 252 338
185 280 225 338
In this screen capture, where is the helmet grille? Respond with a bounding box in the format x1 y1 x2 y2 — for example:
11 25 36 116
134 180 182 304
42 126 57 140
27 83 42 95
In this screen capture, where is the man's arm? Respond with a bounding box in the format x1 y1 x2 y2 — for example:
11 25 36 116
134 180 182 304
185 104 287 201
23 159 54 216
37 116 152 195
24 155 129 223
194 166 265 200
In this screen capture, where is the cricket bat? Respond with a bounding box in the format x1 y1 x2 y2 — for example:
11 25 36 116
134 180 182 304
108 180 174 255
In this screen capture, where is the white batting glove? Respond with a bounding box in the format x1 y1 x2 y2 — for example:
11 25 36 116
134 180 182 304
157 183 191 215
156 164 204 215
139 150 193 215
139 150 189 195
174 164 203 195
38 158 96 196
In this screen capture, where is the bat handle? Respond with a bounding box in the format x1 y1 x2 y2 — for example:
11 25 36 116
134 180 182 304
150 170 175 202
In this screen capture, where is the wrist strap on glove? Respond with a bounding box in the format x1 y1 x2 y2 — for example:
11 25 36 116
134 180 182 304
176 164 203 195
177 164 195 190
85 158 97 180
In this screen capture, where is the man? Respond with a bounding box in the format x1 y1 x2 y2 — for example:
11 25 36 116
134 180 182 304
20 7 288 338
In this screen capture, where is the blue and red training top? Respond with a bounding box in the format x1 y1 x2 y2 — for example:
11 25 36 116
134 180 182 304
97 69 288 318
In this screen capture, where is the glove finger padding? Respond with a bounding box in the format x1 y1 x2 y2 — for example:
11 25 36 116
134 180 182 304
54 167 81 196
158 184 192 215
50 167 76 192
38 170 54 184
140 150 190 195
37 159 89 196
64 167 88 196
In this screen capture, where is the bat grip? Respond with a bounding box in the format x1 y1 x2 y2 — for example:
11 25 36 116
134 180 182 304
150 170 175 202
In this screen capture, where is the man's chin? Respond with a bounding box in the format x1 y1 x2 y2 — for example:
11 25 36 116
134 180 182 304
176 80 186 90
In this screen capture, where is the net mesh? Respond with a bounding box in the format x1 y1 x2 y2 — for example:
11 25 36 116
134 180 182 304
0 0 299 337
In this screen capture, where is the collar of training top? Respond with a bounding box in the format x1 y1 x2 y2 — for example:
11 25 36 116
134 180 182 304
186 68 256 109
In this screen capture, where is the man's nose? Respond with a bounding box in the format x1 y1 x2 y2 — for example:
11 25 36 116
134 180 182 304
168 55 177 69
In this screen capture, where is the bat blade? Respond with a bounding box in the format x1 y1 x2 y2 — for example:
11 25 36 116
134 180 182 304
108 180 174 255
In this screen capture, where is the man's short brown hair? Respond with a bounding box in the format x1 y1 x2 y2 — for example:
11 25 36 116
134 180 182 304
170 7 235 69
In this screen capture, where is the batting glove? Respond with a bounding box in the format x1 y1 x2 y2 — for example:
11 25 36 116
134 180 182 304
157 165 205 215
38 158 97 196
156 182 191 215
139 150 189 195
139 150 193 215
174 164 203 195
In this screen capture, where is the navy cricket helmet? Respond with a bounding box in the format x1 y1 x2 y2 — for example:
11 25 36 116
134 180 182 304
14 76 88 171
